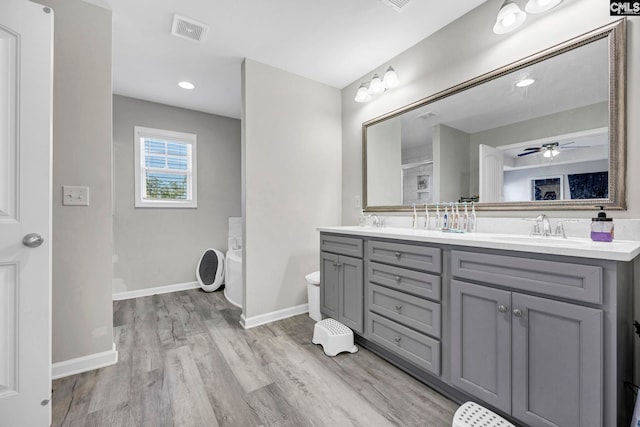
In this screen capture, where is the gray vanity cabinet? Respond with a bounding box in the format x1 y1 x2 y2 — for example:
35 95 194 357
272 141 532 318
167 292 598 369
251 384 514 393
450 280 512 413
320 234 364 334
451 280 603 427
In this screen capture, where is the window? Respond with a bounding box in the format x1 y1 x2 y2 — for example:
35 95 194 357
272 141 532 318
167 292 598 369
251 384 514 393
134 126 197 208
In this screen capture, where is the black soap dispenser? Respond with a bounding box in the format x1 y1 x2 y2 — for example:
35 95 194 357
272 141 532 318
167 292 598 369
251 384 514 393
590 206 614 242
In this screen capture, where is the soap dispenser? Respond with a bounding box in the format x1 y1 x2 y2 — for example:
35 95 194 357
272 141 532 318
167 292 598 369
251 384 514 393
591 206 614 242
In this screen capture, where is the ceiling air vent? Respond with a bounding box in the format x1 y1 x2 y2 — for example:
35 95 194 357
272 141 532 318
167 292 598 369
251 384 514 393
379 0 413 12
171 14 209 43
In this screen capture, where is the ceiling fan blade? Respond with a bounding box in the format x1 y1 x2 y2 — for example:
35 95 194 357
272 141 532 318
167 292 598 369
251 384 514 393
558 141 575 147
517 150 540 157
523 147 540 151
560 145 589 149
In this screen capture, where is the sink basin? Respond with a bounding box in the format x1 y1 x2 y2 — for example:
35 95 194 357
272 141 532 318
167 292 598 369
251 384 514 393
483 234 589 247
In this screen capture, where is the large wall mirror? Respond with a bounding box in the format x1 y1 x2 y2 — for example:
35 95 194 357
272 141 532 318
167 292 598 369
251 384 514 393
363 20 626 212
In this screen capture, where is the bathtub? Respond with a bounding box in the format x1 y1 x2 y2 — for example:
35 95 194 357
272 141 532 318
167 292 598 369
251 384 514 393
224 249 243 308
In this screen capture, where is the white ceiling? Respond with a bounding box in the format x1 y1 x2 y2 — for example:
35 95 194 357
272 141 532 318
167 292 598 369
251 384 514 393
85 0 487 119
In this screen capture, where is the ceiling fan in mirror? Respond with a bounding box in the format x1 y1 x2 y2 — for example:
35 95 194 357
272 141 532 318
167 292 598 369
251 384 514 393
517 141 587 158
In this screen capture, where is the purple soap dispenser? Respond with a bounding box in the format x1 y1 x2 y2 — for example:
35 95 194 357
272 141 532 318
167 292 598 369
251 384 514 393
590 206 614 242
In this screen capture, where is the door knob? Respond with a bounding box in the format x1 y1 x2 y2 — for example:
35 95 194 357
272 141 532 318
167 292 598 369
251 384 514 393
394 252 401 258
23 233 44 248
512 308 523 317
498 304 508 313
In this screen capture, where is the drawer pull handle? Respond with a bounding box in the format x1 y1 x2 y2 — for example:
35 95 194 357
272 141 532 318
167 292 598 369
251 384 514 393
394 336 402 343
513 308 523 318
395 305 403 312
498 304 508 313
394 252 402 258
395 276 401 282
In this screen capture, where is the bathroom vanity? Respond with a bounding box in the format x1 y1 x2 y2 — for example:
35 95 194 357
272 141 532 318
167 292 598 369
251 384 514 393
318 226 640 427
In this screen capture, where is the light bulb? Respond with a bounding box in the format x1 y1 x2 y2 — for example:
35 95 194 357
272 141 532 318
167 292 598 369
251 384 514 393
493 0 527 34
501 13 516 27
382 66 399 89
368 74 384 95
354 83 371 103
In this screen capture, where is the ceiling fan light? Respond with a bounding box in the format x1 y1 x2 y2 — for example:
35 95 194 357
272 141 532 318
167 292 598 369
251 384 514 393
355 83 372 103
493 0 527 34
368 74 385 95
382 66 399 89
525 0 562 14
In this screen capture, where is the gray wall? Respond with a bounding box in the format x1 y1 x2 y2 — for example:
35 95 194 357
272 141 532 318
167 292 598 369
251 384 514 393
112 95 241 292
242 59 342 322
39 0 114 363
342 0 639 222
433 124 470 202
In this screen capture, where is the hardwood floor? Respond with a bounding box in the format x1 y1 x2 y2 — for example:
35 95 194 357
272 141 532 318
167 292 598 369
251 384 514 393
52 289 457 426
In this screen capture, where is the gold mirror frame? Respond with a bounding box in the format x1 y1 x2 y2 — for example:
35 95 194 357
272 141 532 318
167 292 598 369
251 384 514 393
363 19 626 212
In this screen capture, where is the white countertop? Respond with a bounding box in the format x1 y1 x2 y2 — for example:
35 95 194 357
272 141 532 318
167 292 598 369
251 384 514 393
317 226 640 262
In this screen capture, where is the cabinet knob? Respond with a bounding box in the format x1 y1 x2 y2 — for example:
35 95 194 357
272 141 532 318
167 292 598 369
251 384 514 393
498 304 508 313
513 308 523 317
395 276 401 282
394 336 402 343
394 252 402 258
395 305 403 312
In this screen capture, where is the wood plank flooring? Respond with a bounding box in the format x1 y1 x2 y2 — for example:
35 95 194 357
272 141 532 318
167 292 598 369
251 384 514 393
52 289 457 426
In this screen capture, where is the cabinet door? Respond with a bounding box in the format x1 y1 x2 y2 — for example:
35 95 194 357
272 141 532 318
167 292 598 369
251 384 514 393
339 255 364 334
512 293 602 427
451 280 512 414
320 252 340 319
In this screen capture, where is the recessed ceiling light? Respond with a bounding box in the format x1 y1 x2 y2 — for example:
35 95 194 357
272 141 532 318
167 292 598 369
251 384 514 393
178 81 195 90
515 78 535 88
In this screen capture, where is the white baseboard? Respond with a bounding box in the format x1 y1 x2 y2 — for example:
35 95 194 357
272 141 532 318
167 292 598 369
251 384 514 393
240 303 309 329
112 281 199 301
52 343 118 380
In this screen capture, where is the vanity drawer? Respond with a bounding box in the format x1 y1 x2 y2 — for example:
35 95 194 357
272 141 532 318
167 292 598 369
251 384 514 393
369 284 441 339
451 250 603 304
367 240 441 273
369 312 440 376
367 261 441 301
320 234 363 258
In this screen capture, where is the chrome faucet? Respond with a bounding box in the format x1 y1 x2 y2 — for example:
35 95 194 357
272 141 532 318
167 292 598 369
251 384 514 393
368 214 382 228
534 214 552 237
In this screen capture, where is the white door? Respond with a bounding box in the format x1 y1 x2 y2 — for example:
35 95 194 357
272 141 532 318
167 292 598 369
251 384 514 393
479 144 504 203
0 1 53 426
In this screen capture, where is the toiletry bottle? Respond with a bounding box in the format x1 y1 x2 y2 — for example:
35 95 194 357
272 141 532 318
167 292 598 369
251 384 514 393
590 206 614 242
452 202 459 230
412 203 417 229
424 204 429 229
358 209 367 227
462 202 469 231
443 204 449 229
468 202 477 232
435 203 441 229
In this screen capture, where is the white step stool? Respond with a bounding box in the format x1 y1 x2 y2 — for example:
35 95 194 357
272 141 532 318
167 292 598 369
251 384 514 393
312 318 358 356
452 401 515 427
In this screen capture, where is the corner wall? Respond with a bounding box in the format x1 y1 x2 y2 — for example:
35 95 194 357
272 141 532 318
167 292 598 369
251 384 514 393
242 59 342 324
39 0 114 363
112 95 241 293
342 0 639 223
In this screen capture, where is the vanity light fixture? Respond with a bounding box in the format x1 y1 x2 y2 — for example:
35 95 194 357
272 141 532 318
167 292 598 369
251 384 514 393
525 0 562 14
493 0 527 34
515 77 535 87
178 81 195 90
354 66 400 103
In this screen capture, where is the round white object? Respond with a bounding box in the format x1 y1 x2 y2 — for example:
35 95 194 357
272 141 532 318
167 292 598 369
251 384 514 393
196 248 225 292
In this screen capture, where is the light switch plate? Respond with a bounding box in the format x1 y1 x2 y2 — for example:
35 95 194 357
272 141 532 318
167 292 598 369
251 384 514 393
63 185 90 206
